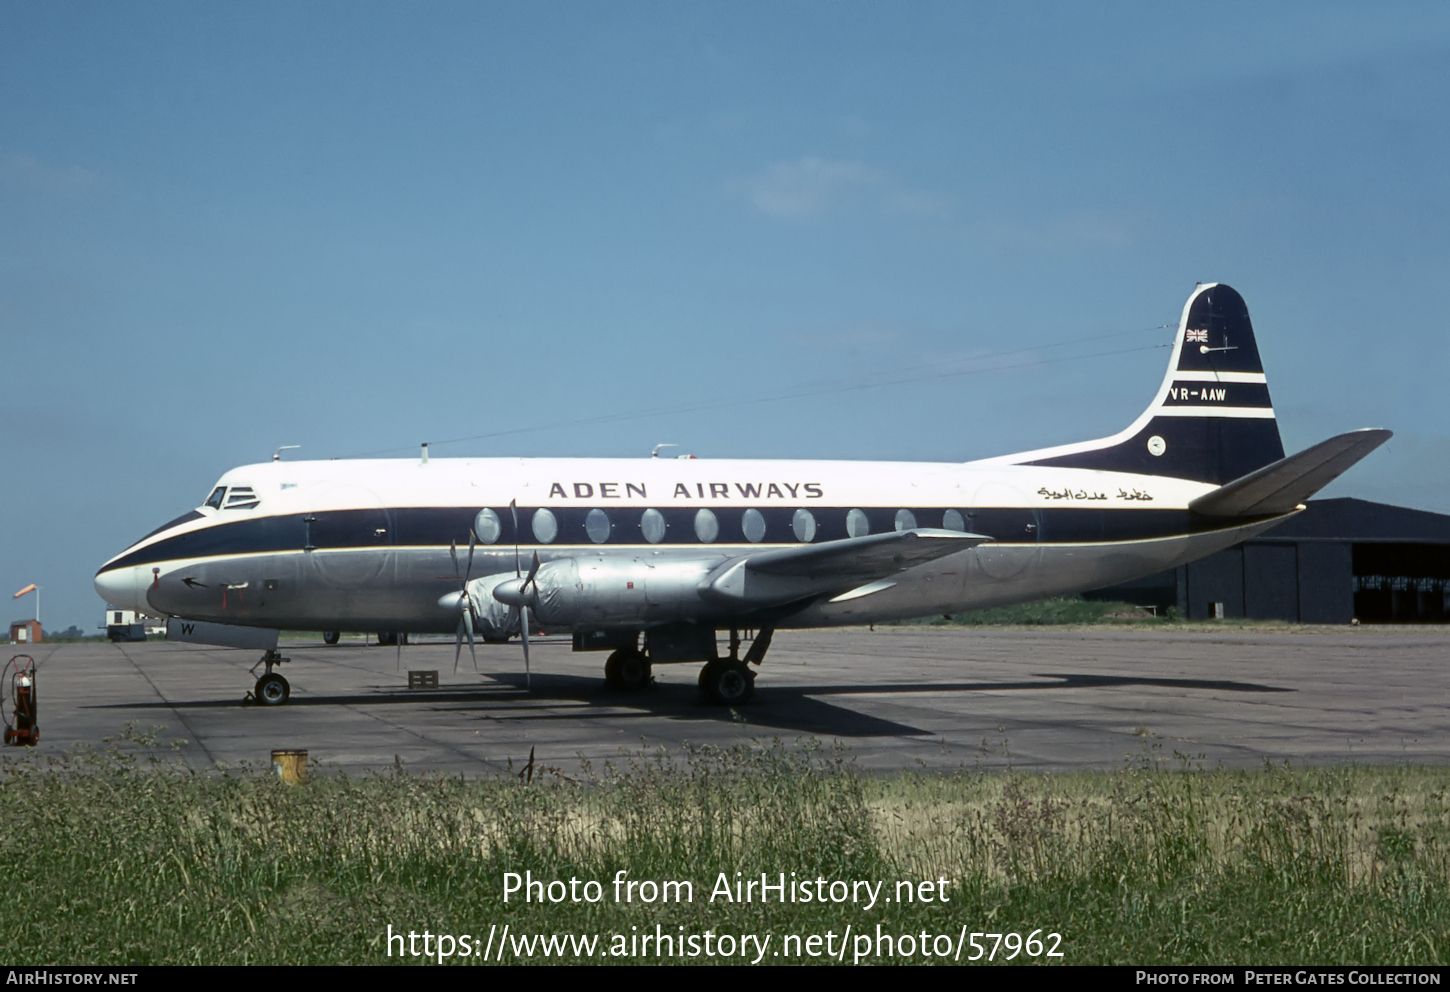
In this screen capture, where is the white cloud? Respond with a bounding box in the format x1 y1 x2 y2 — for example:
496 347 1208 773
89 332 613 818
0 154 100 194
969 210 1137 251
729 157 952 219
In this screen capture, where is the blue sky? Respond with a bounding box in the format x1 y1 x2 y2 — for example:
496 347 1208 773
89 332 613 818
3 2 1449 630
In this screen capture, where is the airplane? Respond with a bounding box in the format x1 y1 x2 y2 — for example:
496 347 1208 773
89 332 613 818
95 283 1389 708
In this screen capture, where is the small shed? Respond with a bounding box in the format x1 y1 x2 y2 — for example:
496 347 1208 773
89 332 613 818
9 620 42 644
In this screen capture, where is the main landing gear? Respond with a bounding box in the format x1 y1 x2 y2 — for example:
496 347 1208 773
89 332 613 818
604 647 651 691
597 626 775 705
698 627 773 707
248 650 291 706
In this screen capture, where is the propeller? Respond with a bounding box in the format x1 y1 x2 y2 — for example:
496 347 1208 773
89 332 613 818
449 532 479 675
518 551 541 689
509 500 536 689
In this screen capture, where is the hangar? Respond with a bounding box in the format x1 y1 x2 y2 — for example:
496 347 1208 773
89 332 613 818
1088 498 1450 624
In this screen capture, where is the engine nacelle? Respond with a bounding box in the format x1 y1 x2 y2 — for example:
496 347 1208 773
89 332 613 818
491 555 723 629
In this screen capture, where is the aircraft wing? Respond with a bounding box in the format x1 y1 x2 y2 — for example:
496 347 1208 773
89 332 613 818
702 528 990 607
1189 428 1392 518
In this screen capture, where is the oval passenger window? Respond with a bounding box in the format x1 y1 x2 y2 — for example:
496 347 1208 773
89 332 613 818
641 508 666 544
532 507 558 544
895 509 917 532
585 508 611 544
792 508 816 543
474 508 502 544
694 508 719 544
942 509 965 532
846 508 870 539
742 509 767 543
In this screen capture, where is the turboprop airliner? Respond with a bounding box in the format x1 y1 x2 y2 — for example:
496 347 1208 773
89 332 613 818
96 284 1389 707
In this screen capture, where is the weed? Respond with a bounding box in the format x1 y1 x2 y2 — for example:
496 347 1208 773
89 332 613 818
0 741 1446 964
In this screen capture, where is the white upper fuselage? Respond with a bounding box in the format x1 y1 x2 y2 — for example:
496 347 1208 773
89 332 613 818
109 453 1217 561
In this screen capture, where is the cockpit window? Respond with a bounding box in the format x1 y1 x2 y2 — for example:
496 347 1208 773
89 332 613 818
224 486 260 510
204 487 226 510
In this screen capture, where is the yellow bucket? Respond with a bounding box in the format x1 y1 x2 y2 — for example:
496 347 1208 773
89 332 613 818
271 749 307 784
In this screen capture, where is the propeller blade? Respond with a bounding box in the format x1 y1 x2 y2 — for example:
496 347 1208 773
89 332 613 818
520 605 531 689
523 550 541 595
510 500 521 576
464 598 478 672
454 616 465 674
452 531 479 674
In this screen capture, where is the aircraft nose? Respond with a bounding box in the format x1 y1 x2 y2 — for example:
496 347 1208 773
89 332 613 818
491 578 526 607
95 566 146 613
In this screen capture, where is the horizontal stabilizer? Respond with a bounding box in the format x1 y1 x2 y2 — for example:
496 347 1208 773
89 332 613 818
1189 429 1392 518
704 528 989 607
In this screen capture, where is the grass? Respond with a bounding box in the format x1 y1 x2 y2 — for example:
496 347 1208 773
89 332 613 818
1 729 1447 965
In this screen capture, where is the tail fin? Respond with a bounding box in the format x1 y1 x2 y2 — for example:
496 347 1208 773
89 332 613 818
1016 283 1285 484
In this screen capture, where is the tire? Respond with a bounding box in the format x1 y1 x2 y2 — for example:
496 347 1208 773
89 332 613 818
703 660 754 706
377 632 397 647
322 631 340 645
256 673 290 706
604 649 651 691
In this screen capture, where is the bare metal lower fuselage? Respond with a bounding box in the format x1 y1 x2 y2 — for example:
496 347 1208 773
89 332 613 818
99 513 1287 636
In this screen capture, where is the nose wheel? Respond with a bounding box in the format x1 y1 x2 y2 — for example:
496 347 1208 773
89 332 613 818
255 673 290 705
247 650 292 706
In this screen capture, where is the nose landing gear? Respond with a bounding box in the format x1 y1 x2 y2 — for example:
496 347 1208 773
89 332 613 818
247 650 291 706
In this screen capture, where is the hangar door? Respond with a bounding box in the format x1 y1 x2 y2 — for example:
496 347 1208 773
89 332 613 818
1244 543 1298 622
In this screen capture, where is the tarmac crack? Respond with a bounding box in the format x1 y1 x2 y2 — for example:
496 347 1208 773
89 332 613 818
112 643 219 769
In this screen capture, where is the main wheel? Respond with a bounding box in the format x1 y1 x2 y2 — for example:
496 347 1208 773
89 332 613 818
322 631 340 645
604 649 651 690
256 673 290 706
702 660 754 706
377 632 397 647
